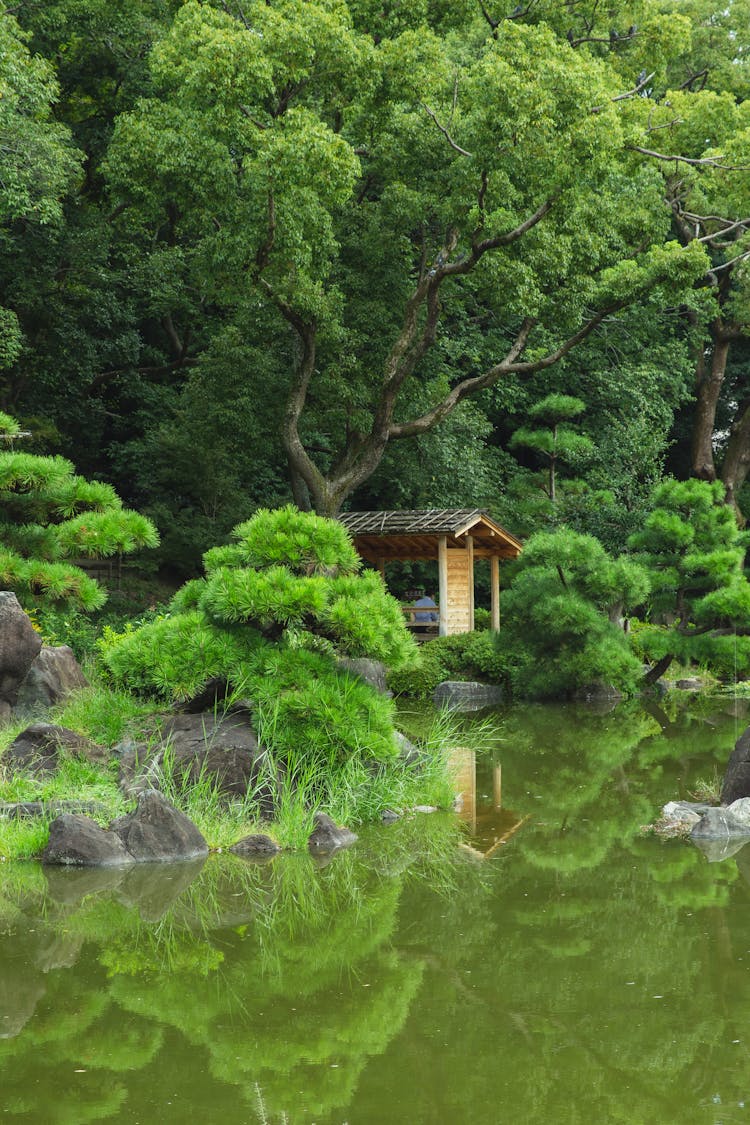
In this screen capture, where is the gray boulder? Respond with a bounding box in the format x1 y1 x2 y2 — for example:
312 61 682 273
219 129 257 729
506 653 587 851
0 592 42 721
433 680 504 712
394 730 422 767
3 723 108 777
110 790 208 863
721 724 750 804
0 800 108 820
121 709 270 806
336 658 389 695
42 814 135 867
230 833 280 857
691 798 750 840
572 682 624 703
16 645 88 712
661 800 714 832
308 812 357 853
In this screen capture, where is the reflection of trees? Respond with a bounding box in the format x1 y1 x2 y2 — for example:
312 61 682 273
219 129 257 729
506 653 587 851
349 702 750 1125
108 853 426 1122
0 817 465 1124
3 701 750 1123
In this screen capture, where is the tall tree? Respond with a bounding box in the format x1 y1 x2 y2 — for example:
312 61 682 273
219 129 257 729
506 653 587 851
102 0 707 514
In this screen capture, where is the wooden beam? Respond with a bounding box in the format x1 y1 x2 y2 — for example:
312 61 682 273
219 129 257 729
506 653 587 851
438 534 448 637
490 555 500 632
467 534 475 631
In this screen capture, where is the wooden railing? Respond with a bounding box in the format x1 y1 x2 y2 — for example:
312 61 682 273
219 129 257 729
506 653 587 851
400 604 439 638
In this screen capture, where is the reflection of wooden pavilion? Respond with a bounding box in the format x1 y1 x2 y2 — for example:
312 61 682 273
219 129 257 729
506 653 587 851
339 509 522 635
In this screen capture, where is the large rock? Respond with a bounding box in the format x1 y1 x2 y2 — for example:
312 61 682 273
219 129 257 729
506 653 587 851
336 658 389 695
2 723 108 777
230 833 280 858
394 730 423 767
661 800 714 832
721 724 750 804
42 814 135 867
0 592 42 721
15 645 88 712
307 811 357 853
121 709 269 805
571 683 624 706
110 790 208 863
433 680 504 712
691 798 750 840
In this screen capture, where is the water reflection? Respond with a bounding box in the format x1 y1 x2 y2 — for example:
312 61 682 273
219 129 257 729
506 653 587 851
0 817 473 1123
2 700 750 1123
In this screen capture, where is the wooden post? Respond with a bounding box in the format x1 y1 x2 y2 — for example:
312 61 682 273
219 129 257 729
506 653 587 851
438 534 448 637
490 555 500 631
467 535 475 632
493 762 502 808
377 557 385 580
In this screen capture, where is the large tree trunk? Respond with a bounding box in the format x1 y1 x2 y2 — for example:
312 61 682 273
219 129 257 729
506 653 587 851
721 400 750 525
691 323 730 483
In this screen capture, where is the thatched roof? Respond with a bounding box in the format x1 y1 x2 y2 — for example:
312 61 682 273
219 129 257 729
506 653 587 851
339 508 522 561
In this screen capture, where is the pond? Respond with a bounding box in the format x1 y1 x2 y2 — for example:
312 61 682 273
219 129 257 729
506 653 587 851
2 697 750 1124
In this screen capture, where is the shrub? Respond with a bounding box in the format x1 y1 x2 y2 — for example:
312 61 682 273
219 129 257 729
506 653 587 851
388 631 510 698
0 413 158 613
98 508 435 826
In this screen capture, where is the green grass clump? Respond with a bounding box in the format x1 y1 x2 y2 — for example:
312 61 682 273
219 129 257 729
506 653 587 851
0 816 53 860
0 752 128 860
53 678 160 746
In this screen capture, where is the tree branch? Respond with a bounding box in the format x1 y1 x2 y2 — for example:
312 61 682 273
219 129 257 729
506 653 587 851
421 104 473 158
632 146 750 171
590 71 653 113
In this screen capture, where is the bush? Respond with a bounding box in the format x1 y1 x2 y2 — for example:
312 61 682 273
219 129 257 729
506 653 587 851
497 528 648 700
97 508 440 829
388 631 510 698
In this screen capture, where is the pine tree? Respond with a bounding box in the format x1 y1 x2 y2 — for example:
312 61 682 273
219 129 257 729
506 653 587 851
0 413 158 611
628 478 750 680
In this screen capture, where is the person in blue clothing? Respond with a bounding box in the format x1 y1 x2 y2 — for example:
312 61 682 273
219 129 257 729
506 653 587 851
413 587 438 633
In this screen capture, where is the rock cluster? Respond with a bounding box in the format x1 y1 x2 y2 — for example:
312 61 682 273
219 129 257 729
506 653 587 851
0 592 88 722
41 790 209 866
655 722 750 858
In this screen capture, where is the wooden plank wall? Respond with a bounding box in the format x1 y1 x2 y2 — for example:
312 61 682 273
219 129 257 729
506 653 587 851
446 548 471 634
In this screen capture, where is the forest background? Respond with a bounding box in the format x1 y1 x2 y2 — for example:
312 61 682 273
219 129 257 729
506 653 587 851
2 0 750 589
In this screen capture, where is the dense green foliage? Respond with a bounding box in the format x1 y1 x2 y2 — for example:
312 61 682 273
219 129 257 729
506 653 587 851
3 1 750 699
629 478 750 676
97 508 438 823
389 631 509 699
0 413 158 610
496 529 650 699
1 0 747 565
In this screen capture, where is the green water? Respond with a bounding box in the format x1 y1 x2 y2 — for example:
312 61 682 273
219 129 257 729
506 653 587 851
2 699 750 1124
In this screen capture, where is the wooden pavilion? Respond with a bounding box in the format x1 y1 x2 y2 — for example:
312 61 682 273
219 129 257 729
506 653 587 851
339 509 522 636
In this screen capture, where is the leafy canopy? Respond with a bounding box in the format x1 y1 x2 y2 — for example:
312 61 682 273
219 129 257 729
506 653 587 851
629 478 750 675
